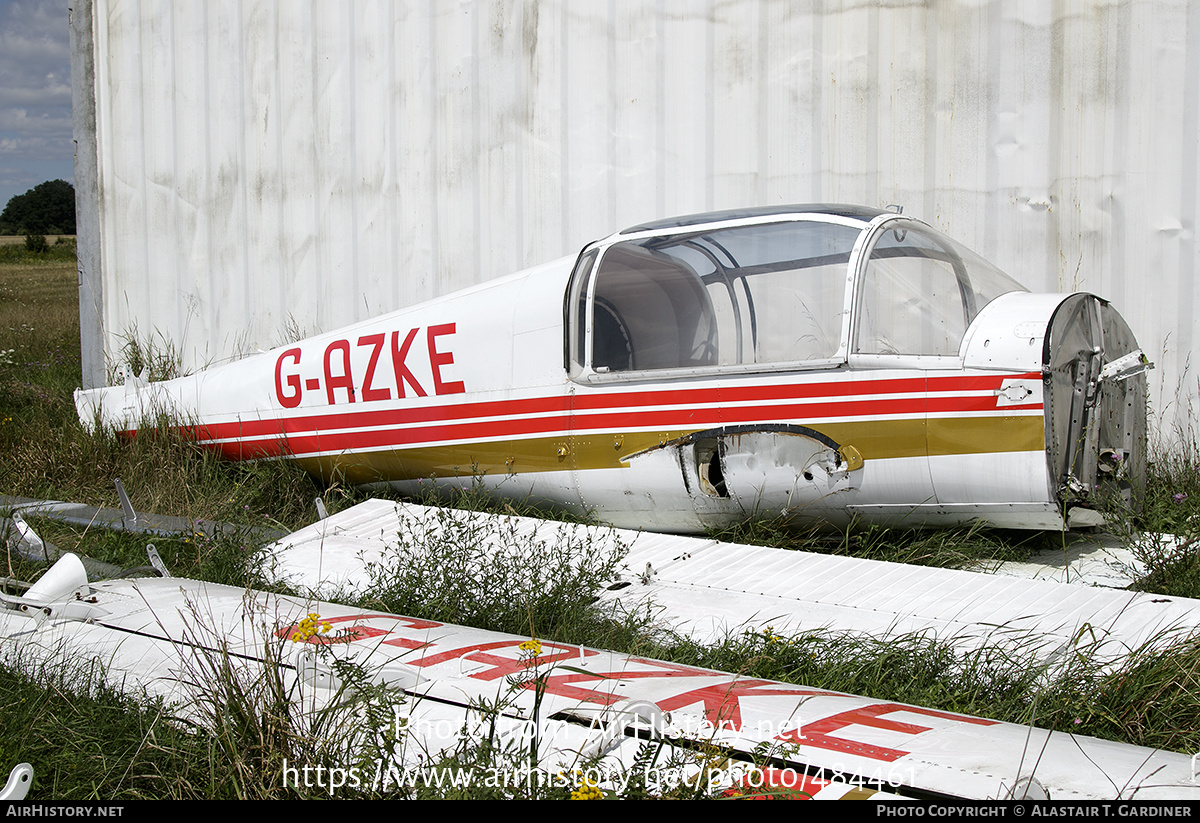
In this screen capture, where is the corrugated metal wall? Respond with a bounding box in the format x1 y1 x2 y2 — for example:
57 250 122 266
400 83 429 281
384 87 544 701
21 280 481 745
75 0 1200 442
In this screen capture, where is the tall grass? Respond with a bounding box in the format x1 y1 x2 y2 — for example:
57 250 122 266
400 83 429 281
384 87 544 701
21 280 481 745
0 616 411 798
1098 400 1200 598
0 261 326 534
0 654 214 798
707 516 1046 571
355 502 636 643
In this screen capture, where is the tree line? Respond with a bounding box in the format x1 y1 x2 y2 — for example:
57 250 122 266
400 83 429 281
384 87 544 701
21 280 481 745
0 180 76 235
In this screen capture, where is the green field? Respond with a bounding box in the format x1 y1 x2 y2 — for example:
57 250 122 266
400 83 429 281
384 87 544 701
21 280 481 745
1 246 1199 798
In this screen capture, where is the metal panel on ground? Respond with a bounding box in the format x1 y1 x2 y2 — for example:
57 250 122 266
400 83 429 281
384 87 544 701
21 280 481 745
264 499 1200 664
5 553 1199 799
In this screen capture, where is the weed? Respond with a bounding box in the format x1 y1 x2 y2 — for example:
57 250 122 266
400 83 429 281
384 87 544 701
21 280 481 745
166 599 408 798
275 315 312 348
111 325 184 384
356 503 633 643
1100 399 1200 598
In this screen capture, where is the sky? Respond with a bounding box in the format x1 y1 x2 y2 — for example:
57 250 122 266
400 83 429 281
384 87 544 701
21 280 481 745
0 0 73 216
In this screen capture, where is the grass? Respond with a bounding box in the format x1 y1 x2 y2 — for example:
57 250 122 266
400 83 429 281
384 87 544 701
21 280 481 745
0 619 416 798
2 248 1200 797
707 516 1048 571
0 245 327 531
10 514 281 589
0 236 76 259
1122 443 1200 597
354 502 635 642
0 661 204 799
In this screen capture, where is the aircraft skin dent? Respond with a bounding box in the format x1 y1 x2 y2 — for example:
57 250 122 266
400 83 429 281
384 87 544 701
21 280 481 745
76 205 1149 533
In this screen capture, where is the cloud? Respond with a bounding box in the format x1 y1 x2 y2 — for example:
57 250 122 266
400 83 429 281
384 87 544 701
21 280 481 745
0 163 36 186
0 107 72 135
0 1 71 94
0 131 73 160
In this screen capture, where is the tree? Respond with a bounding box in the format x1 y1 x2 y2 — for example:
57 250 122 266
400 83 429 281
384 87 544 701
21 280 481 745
0 180 76 235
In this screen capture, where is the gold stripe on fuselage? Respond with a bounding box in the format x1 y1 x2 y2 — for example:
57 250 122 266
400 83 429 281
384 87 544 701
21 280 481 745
289 414 1044 484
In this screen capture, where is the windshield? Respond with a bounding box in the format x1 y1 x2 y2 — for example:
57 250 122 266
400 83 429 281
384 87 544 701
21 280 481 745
853 219 1026 357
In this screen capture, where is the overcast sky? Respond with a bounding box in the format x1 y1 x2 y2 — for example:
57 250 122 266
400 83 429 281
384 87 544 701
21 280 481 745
0 0 73 216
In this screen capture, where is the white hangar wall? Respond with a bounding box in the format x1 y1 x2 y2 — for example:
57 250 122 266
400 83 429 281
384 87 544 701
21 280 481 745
73 0 1200 443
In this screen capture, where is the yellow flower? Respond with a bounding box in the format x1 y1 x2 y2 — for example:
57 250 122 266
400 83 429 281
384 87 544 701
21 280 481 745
761 625 784 644
570 773 603 800
290 612 330 642
519 638 543 656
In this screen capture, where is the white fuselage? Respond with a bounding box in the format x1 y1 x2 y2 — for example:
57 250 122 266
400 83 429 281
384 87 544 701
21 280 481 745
76 206 1148 532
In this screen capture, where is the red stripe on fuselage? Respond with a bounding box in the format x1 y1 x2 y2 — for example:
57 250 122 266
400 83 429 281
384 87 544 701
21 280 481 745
184 372 1040 443
187 374 1043 460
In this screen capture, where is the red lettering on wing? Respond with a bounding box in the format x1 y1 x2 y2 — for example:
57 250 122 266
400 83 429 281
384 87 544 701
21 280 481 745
357 333 392 402
427 323 466 395
275 613 443 647
391 328 428 398
276 619 387 645
526 669 625 706
653 680 829 732
410 640 587 678
777 703 998 762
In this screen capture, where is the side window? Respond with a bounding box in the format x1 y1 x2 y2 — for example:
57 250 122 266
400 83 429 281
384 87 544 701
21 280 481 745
590 245 717 372
748 262 847 362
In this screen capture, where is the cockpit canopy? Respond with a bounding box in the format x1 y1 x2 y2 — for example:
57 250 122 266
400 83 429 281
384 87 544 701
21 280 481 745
567 206 1026 379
